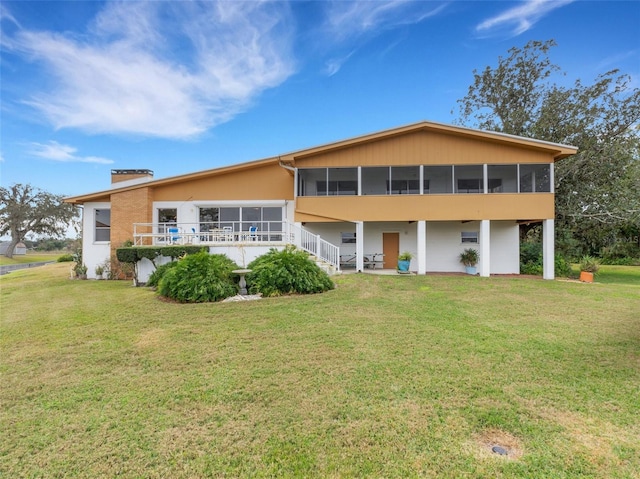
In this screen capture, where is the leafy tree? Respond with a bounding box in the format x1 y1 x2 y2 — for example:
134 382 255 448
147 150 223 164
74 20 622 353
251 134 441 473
0 184 79 258
455 40 640 255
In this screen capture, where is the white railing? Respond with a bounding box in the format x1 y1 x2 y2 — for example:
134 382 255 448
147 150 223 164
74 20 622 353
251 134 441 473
132 221 340 271
288 222 340 271
133 221 293 246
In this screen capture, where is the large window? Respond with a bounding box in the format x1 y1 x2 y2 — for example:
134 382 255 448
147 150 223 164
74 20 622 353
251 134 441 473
390 166 420 194
298 163 552 196
198 206 282 235
361 167 388 195
298 168 357 196
95 209 111 242
455 165 484 193
488 165 518 193
520 164 551 192
424 166 453 194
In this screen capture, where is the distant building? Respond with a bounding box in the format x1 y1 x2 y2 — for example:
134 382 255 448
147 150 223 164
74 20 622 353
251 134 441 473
0 242 27 255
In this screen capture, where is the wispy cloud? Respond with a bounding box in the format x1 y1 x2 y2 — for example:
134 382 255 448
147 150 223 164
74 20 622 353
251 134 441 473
476 0 574 37
321 0 448 75
3 1 295 139
29 141 114 164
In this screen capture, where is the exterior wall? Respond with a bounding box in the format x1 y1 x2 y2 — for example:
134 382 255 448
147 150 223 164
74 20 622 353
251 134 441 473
296 194 554 222
426 221 481 273
82 202 112 279
153 163 293 201
292 130 555 168
489 221 520 274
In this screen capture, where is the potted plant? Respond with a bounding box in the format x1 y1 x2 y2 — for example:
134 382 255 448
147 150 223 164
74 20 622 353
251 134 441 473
397 251 413 273
579 255 599 283
459 248 479 275
74 263 88 280
95 264 104 280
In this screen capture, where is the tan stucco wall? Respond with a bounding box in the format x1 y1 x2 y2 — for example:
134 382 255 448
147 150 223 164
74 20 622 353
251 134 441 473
291 130 554 167
295 194 554 222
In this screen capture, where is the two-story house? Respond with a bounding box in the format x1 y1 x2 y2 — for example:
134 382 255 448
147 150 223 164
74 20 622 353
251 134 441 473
65 121 577 281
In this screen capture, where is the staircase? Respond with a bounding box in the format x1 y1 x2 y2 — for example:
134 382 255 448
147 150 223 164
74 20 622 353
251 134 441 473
287 222 341 274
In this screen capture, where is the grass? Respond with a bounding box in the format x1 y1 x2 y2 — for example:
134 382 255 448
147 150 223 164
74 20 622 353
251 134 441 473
0 252 66 266
1 264 639 478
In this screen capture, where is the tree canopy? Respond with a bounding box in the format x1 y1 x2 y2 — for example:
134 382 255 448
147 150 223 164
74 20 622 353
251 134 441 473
455 39 640 256
0 184 79 258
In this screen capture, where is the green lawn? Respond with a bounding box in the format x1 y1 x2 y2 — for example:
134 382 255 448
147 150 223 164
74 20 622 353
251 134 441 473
0 252 65 266
1 264 638 478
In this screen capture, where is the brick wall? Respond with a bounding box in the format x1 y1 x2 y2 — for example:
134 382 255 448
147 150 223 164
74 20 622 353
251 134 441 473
110 187 153 253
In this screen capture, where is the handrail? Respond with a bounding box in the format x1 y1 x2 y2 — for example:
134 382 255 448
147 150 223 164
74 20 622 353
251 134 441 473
287 222 340 271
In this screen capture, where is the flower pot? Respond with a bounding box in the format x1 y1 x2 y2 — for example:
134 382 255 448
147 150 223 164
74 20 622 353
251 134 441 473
397 260 411 273
465 266 477 275
579 271 594 283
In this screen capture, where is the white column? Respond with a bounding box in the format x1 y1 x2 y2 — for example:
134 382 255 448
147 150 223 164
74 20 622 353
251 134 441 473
417 221 427 275
543 219 555 280
355 221 364 272
479 220 491 277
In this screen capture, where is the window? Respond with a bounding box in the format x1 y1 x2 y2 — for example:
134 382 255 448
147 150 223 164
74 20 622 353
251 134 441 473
488 165 518 193
455 165 484 193
461 231 478 244
341 232 356 244
520 164 551 192
95 209 111 242
361 167 388 195
424 166 452 194
389 166 420 194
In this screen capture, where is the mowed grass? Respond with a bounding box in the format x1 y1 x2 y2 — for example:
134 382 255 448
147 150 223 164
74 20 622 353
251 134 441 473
1 264 639 478
0 252 64 266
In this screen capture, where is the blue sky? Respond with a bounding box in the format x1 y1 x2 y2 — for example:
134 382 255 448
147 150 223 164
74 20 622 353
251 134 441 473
1 0 638 197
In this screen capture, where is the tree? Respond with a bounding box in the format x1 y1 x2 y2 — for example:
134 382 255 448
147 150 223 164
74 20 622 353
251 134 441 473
455 40 640 256
0 184 79 258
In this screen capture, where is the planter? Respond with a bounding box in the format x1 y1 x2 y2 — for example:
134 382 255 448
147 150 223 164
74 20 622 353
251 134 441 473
465 266 477 275
579 271 594 283
397 260 411 273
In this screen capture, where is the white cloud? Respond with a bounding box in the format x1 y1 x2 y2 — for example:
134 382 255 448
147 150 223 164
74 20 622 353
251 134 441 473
324 0 447 42
5 1 295 139
476 0 574 37
319 1 447 75
29 141 114 164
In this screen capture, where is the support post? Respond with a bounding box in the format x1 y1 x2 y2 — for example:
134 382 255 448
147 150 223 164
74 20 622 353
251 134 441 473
543 219 555 280
417 221 427 275
356 221 364 272
479 220 491 277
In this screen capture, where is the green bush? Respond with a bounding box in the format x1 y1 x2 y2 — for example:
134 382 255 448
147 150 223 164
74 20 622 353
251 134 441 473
520 242 571 277
147 261 178 288
57 254 74 262
157 252 238 303
247 246 334 297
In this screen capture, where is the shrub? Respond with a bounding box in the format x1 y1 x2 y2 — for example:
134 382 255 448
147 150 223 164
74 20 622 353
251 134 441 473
520 242 571 277
247 246 334 297
157 252 238 303
147 261 178 288
57 254 74 262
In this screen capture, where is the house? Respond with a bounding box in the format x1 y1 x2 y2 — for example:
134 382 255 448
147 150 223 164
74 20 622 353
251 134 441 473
65 121 577 281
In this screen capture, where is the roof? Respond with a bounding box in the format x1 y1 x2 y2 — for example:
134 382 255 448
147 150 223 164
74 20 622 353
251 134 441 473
65 120 578 204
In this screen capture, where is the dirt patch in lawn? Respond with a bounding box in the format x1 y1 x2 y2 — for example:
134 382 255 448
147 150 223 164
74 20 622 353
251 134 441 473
471 428 525 461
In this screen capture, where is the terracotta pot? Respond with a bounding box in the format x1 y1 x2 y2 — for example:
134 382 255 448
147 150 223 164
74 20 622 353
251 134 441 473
579 271 594 283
